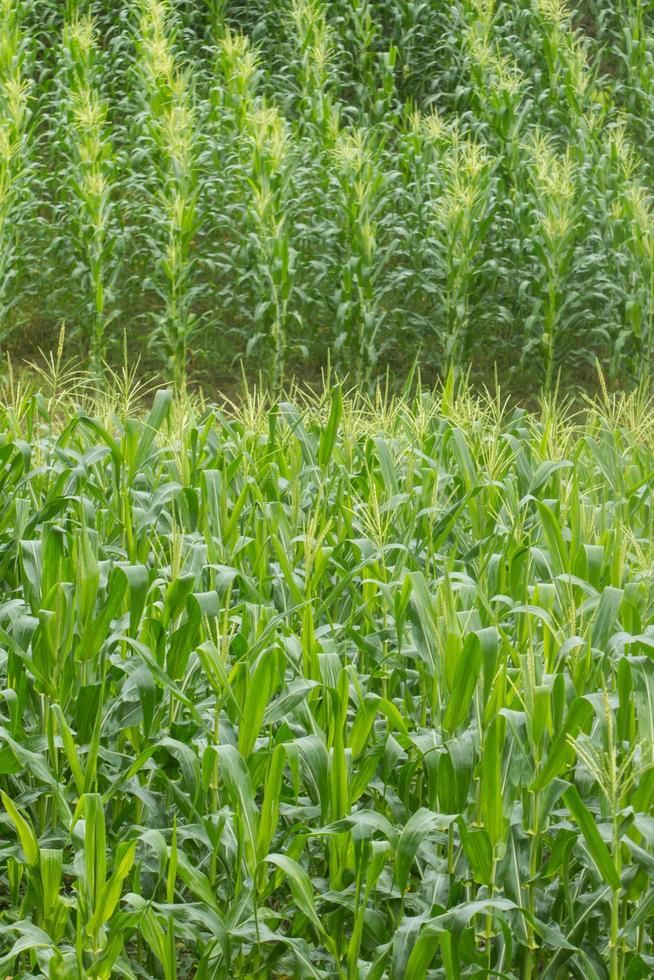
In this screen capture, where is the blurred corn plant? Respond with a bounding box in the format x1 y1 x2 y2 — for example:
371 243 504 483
465 17 530 162
613 4 654 169
203 29 256 357
330 129 389 388
531 0 609 155
525 133 581 389
241 103 297 392
392 108 449 358
327 0 398 125
612 181 654 384
56 14 118 374
0 0 31 343
133 0 200 388
288 0 339 139
432 137 495 372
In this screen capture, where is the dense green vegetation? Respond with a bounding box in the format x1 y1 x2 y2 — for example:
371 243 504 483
2 0 654 390
1 371 654 977
2 2 654 977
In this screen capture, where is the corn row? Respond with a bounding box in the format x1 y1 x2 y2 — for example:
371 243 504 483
2 1 654 390
0 0 30 341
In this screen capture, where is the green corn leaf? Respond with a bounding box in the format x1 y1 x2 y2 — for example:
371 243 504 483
563 785 620 890
531 697 595 791
1 792 39 866
262 854 324 937
443 631 484 733
87 840 137 935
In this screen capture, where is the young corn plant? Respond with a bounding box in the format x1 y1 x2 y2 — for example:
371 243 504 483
568 692 643 980
1 376 654 974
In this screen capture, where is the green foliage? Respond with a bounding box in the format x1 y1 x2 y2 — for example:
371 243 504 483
0 372 653 975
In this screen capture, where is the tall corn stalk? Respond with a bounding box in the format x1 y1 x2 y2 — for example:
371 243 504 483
289 0 339 140
534 0 597 139
217 28 261 126
134 0 199 389
330 0 396 124
331 129 385 388
526 133 579 390
59 14 117 374
393 109 442 351
614 3 654 166
215 31 297 392
0 0 30 343
3 0 654 395
243 103 295 393
466 21 527 160
613 182 654 384
433 138 494 373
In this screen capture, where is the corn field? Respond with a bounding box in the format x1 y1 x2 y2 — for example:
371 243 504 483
3 2 654 978
1 365 654 977
1 0 654 389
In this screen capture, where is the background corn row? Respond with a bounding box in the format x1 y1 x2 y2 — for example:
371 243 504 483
2 0 654 390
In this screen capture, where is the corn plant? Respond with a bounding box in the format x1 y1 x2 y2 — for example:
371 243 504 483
525 133 580 389
327 0 397 124
133 0 200 389
0 0 30 343
612 181 654 384
210 30 298 391
530 0 606 160
242 103 296 392
56 13 117 374
614 5 654 168
330 129 387 388
466 16 529 161
430 136 494 372
289 0 339 140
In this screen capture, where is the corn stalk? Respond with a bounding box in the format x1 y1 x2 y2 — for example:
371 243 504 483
58 14 117 374
0 0 30 344
133 0 199 388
